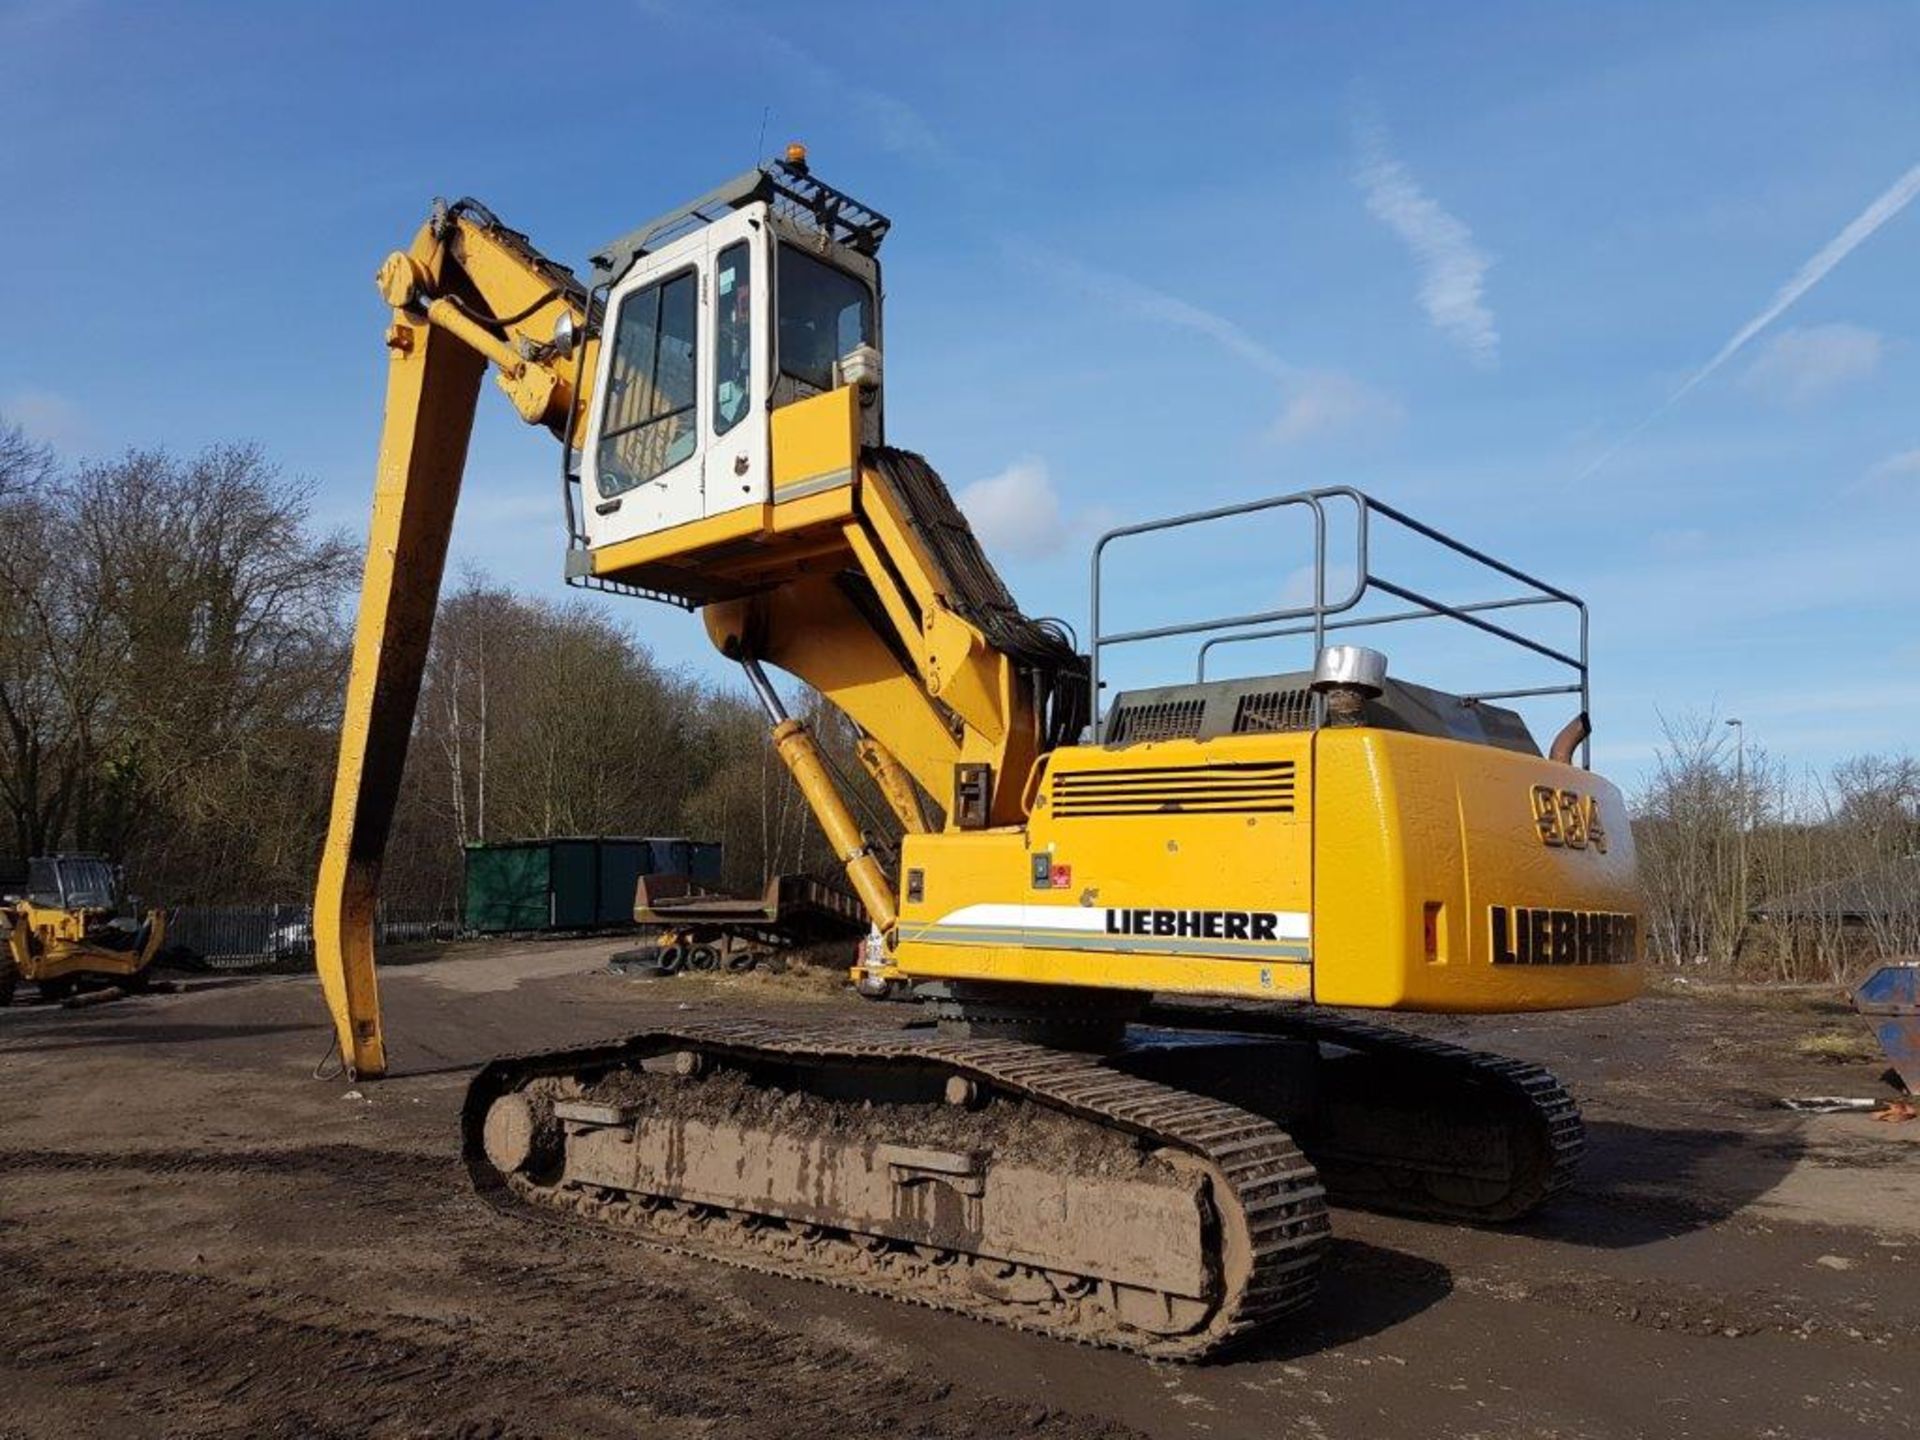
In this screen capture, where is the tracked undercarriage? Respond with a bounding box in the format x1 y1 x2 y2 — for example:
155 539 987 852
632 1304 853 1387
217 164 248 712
462 1007 1581 1359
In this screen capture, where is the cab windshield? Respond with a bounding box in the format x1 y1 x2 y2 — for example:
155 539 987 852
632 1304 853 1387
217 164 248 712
777 244 873 392
29 857 117 910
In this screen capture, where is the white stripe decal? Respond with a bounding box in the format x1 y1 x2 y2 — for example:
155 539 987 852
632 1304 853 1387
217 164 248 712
928 903 1311 942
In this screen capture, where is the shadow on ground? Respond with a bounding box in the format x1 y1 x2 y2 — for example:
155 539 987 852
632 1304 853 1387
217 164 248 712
1515 1117 1805 1248
1229 1237 1453 1364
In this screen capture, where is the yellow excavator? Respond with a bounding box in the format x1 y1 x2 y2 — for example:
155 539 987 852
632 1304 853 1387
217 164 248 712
2 853 168 1004
314 148 1641 1357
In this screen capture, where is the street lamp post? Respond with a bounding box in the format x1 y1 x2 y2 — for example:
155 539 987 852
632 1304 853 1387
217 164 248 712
1727 717 1746 938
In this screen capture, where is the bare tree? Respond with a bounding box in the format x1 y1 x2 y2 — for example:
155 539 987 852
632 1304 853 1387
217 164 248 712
1633 712 1749 968
0 433 353 898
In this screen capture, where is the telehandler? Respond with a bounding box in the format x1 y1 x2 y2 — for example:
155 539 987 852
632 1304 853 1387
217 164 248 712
1 853 167 1004
314 148 1641 1357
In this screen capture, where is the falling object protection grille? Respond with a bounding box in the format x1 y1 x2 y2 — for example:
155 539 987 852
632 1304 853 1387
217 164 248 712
1233 688 1315 734
1049 761 1297 817
1106 698 1206 744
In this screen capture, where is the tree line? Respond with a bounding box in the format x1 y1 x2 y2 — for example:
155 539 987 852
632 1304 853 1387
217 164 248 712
1634 714 1918 985
4 422 1911 981
0 423 884 911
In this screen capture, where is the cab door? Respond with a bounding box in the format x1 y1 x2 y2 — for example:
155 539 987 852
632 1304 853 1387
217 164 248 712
581 232 710 546
701 205 769 517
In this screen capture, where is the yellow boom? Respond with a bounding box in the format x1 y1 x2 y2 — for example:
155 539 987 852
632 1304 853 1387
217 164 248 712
314 195 1077 1076
314 203 595 1076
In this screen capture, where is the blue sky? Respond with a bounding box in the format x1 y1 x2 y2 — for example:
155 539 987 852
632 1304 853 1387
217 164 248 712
3 1 1916 786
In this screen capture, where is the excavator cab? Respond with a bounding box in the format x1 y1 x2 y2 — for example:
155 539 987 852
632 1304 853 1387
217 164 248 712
25 854 122 913
574 150 886 554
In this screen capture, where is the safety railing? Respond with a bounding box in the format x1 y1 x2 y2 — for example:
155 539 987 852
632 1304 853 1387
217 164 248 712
1088 487 1590 763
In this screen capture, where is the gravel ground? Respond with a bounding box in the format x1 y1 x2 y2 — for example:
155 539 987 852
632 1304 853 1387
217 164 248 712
1 941 1915 1440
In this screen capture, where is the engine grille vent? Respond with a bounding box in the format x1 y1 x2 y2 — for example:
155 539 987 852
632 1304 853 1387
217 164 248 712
1049 761 1297 818
1232 687 1315 734
1105 698 1206 745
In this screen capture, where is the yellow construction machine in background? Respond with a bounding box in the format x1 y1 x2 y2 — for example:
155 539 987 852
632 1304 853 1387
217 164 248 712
1 853 167 1005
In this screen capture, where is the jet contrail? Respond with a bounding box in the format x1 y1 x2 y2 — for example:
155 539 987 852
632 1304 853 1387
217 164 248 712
1674 162 1920 403
1579 160 1920 481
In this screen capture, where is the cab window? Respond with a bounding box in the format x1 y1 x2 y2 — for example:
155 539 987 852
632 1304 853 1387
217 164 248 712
596 268 698 496
777 245 872 393
714 241 752 436
25 857 61 908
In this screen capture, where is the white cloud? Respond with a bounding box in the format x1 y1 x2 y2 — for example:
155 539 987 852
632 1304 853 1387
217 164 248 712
1007 244 1398 447
2 388 85 450
1355 127 1498 367
956 457 1069 560
1008 242 1292 383
1862 447 1920 487
1739 323 1882 405
1269 370 1404 446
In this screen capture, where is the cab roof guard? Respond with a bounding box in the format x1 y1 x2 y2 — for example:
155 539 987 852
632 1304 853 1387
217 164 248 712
1087 486 1590 764
589 158 891 288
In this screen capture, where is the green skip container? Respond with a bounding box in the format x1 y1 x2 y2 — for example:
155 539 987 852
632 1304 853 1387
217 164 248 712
462 837 723 935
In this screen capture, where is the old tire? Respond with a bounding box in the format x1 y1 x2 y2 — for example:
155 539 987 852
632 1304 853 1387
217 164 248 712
689 945 720 972
0 949 16 1008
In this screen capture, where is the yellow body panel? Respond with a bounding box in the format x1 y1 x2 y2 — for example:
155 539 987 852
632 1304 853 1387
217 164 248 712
882 729 1641 1013
588 504 769 580
770 386 860 493
892 811 1312 999
1310 729 1641 1010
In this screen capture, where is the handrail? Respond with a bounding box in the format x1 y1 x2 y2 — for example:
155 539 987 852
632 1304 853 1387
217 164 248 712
1087 486 1591 765
1195 594 1564 679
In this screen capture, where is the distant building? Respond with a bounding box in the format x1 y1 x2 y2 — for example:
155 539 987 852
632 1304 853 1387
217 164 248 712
1754 856 1920 927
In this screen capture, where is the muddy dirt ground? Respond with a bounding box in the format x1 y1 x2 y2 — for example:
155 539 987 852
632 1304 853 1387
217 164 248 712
2 942 1915 1440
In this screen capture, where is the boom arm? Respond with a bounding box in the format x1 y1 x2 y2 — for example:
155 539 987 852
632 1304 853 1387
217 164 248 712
314 203 592 1078
316 195 1085 1080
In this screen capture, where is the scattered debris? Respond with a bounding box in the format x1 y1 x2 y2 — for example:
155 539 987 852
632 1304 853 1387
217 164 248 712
1872 1099 1917 1124
1777 1097 1882 1114
61 986 126 1010
1815 1255 1857 1271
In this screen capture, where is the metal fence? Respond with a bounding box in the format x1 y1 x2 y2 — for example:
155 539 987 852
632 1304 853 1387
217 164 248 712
164 903 461 970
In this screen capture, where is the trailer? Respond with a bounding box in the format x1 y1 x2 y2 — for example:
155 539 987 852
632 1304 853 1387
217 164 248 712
609 872 866 975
